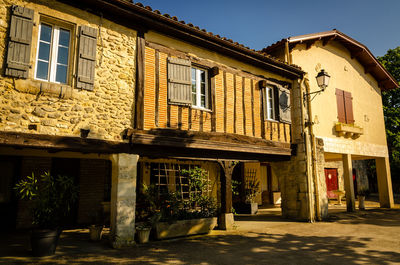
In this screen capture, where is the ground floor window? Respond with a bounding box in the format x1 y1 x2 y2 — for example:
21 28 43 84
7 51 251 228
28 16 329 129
149 162 210 200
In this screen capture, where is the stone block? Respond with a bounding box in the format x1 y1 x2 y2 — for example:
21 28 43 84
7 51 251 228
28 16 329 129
218 213 234 230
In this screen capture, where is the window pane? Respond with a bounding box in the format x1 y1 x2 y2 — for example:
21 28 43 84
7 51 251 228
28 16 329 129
59 29 70 47
200 70 205 81
36 61 49 80
201 95 205 107
38 42 50 61
201 82 206 95
55 65 67 83
192 93 197 105
40 24 52 42
191 68 196 81
57 46 69 65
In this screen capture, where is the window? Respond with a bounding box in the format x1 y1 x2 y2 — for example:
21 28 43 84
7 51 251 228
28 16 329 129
5 6 98 91
35 22 71 84
265 86 276 120
191 66 209 109
149 163 210 200
167 57 211 110
335 88 354 124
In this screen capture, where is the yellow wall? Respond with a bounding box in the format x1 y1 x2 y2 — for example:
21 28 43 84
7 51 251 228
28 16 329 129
290 41 388 154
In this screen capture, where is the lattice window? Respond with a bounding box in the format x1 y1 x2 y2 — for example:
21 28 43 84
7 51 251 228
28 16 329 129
149 162 210 200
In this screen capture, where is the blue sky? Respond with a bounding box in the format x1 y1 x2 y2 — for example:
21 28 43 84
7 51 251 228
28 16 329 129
137 0 400 57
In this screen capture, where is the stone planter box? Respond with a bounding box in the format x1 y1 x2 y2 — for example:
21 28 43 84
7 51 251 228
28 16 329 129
155 217 217 240
335 123 363 138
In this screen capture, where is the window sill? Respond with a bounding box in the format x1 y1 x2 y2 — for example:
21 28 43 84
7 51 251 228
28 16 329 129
264 119 279 123
335 122 363 139
14 79 74 99
191 106 212 113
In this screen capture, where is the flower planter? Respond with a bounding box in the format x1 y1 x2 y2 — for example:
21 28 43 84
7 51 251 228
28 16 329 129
136 227 151 243
31 229 60 257
358 195 366 210
235 202 258 214
155 217 217 240
89 225 103 241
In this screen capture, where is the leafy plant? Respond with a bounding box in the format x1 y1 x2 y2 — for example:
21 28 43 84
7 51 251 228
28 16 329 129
14 171 79 229
231 179 241 196
245 179 260 203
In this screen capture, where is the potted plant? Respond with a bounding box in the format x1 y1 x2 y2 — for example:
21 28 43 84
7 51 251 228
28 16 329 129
14 171 78 256
244 179 260 215
88 209 104 241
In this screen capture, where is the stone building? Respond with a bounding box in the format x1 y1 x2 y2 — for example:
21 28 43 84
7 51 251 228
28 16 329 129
264 30 397 214
0 1 395 247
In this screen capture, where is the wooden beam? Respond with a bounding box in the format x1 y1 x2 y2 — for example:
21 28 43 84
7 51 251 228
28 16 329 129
223 71 227 133
251 79 255 137
242 76 246 135
155 50 160 127
305 39 317 50
351 49 364 59
233 74 237 134
0 131 131 154
364 63 377 74
210 71 216 132
218 160 237 213
322 35 336 46
134 31 146 130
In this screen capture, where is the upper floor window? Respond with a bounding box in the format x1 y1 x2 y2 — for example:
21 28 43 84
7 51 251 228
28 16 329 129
5 5 98 91
191 66 209 109
265 86 276 120
167 57 211 110
35 23 71 84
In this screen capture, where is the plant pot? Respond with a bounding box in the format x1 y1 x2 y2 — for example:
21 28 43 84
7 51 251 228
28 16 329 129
358 195 366 210
89 225 103 241
155 217 217 240
234 202 258 214
136 228 151 243
30 229 60 257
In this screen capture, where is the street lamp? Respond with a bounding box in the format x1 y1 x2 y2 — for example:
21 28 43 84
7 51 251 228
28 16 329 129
315 69 330 91
304 69 330 101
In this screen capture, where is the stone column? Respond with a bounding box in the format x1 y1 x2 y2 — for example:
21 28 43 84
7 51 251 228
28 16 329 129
375 157 394 208
342 154 355 212
109 153 139 248
218 161 235 230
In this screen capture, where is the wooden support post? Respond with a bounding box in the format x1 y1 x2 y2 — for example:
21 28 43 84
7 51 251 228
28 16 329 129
135 32 145 130
375 157 394 208
342 154 355 212
218 160 236 230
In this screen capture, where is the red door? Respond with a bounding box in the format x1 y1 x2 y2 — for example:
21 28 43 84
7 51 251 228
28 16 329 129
325 168 338 199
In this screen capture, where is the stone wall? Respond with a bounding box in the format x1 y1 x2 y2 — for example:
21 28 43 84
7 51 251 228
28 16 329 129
0 0 136 141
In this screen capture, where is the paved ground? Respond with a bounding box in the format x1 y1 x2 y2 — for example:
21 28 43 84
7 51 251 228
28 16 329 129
1 200 400 265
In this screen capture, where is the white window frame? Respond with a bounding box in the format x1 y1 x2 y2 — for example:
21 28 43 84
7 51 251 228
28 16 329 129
191 66 210 110
266 86 276 121
34 22 71 84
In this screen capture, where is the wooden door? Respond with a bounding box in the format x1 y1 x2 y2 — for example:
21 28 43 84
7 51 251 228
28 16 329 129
325 168 338 199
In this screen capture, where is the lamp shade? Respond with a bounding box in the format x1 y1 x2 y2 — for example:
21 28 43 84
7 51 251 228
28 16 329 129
316 69 330 90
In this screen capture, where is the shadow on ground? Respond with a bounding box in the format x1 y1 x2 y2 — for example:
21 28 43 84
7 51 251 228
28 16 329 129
1 208 400 264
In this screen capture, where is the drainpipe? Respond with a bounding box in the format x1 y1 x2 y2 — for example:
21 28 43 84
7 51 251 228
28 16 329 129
304 77 322 221
284 40 291 64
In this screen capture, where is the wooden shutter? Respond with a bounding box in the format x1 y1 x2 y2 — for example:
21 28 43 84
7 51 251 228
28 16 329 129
5 5 34 79
76 25 98 91
278 86 291 124
335 88 346 123
167 57 192 105
343 91 354 124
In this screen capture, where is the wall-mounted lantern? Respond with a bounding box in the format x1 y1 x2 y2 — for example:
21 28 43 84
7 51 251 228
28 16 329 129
304 69 330 101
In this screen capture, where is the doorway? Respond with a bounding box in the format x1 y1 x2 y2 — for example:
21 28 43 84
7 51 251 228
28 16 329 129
325 168 338 199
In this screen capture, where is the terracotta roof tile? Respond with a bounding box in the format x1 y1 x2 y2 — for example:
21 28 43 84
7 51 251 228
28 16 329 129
127 1 302 72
